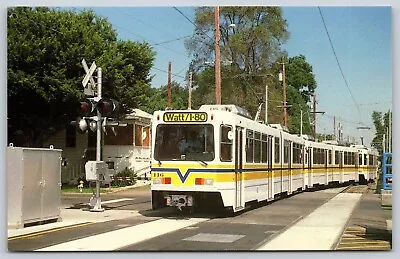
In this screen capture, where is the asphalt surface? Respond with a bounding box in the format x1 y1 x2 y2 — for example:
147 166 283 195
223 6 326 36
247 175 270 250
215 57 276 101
8 183 392 251
119 189 341 251
334 186 392 250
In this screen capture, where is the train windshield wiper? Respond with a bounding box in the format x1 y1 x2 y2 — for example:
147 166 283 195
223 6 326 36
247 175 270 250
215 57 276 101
198 160 208 166
157 159 162 166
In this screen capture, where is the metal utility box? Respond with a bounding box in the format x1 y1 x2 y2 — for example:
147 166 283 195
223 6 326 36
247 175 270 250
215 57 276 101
8 145 62 228
85 161 107 181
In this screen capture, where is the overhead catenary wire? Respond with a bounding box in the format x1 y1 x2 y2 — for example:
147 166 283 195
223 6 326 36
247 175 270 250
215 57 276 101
318 7 362 120
172 6 214 41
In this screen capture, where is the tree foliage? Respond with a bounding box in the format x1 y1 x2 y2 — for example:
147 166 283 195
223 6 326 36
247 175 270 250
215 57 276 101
371 110 392 154
186 7 289 73
184 7 316 135
7 7 155 147
142 82 189 114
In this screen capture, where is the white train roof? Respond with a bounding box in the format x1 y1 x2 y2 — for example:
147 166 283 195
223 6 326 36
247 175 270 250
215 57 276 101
199 104 252 119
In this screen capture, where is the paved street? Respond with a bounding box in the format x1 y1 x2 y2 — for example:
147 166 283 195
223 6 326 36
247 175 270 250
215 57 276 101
7 184 392 251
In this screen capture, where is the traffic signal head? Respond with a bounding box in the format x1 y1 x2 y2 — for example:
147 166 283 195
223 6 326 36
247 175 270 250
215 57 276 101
97 98 119 117
78 98 96 117
77 118 88 133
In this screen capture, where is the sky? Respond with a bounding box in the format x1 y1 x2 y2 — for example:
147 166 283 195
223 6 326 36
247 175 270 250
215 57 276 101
2 1 395 149
64 5 392 147
0 0 398 256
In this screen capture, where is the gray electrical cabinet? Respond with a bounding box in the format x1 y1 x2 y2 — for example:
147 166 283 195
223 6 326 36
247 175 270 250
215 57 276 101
8 145 62 228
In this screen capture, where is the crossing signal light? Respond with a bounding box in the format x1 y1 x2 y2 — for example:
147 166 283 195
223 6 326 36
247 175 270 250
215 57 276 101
97 98 119 117
78 98 96 117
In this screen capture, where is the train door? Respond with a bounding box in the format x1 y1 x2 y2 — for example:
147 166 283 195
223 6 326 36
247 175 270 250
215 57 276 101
339 151 344 183
288 141 292 193
234 126 244 210
325 149 328 185
268 136 273 200
303 146 307 189
308 147 312 188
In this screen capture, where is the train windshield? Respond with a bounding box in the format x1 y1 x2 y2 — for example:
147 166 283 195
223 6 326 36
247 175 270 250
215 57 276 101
154 124 214 161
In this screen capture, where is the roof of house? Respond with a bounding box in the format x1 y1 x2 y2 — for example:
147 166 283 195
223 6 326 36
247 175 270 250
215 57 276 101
125 109 152 120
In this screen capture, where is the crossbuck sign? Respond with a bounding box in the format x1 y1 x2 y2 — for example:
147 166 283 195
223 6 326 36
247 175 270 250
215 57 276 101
82 59 97 96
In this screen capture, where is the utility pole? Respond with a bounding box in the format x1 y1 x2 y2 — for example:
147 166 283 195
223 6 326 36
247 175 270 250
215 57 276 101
265 84 268 124
92 67 104 212
388 110 391 152
167 61 172 108
188 70 193 110
386 127 389 152
282 59 288 127
313 94 316 140
311 94 325 141
215 6 221 105
333 116 336 141
300 109 303 136
383 133 386 153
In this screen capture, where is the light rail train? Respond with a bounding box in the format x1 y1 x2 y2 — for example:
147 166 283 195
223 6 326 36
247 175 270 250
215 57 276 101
150 104 378 213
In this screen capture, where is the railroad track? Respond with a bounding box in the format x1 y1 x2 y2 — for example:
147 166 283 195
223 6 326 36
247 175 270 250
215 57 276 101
341 184 370 194
336 226 391 250
335 183 392 251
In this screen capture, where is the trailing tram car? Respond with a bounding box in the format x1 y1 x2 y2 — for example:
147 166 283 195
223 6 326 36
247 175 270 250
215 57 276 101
150 104 378 213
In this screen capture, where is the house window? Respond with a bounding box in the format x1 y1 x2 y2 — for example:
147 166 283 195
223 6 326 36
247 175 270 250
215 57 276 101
66 125 76 148
104 124 133 145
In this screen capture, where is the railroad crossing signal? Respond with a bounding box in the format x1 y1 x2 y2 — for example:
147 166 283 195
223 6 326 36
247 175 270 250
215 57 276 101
82 59 97 96
97 98 120 117
78 98 97 117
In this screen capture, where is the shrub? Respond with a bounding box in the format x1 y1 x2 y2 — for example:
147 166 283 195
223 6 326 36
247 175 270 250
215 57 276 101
110 167 137 187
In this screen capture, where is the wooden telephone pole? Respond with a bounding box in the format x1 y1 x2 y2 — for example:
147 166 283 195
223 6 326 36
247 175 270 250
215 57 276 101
215 6 221 105
167 61 172 108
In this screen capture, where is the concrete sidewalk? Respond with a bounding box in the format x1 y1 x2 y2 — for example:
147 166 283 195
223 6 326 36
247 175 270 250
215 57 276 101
8 206 143 239
8 180 151 238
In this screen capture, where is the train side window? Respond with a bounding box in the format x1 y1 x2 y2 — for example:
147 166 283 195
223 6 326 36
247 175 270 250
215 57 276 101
274 137 280 163
261 134 268 163
335 151 339 165
246 130 254 163
328 150 332 165
313 148 318 165
283 140 290 164
220 125 232 162
254 132 261 163
369 155 374 166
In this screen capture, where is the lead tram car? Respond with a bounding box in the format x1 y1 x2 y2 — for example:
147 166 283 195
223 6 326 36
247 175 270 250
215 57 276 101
150 105 378 213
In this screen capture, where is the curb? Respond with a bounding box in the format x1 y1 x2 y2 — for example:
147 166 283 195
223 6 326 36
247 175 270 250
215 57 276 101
61 182 151 195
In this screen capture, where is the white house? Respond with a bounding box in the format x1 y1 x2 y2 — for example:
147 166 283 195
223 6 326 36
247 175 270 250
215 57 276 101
43 109 152 184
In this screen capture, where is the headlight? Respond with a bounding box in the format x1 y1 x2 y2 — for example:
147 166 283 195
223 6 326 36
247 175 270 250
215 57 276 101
204 178 214 185
153 178 161 184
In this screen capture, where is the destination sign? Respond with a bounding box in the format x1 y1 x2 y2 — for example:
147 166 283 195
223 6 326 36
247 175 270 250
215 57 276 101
163 112 208 122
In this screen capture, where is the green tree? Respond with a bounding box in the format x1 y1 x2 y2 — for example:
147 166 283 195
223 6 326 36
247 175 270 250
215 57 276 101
185 7 290 119
371 110 392 154
283 55 316 135
7 7 155 147
142 81 189 114
186 7 289 73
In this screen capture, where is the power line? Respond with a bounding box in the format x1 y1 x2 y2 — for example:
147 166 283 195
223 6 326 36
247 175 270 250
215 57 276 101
118 8 179 40
172 7 197 27
110 23 188 57
321 113 373 129
317 7 361 119
172 7 214 41
154 35 191 46
152 67 185 79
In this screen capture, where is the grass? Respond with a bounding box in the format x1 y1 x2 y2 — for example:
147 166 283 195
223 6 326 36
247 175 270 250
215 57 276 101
61 185 110 194
61 182 151 193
